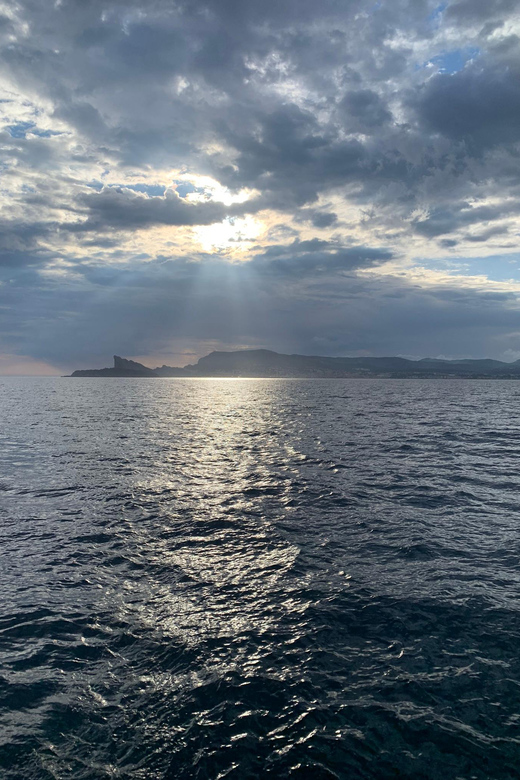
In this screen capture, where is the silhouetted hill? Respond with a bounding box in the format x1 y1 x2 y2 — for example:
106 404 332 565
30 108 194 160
71 355 157 377
70 350 520 378
188 350 520 377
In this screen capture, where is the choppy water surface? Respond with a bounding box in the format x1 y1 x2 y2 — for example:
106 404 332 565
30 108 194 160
1 378 520 779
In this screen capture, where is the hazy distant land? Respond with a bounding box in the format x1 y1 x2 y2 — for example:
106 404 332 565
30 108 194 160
70 351 520 379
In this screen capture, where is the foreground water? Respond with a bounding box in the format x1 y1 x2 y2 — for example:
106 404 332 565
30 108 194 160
1 378 520 779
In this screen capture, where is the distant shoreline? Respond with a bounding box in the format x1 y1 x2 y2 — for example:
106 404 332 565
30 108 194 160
65 375 520 380
67 350 520 380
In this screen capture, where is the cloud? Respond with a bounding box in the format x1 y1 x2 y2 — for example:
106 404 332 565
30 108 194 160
250 240 394 277
4 247 520 371
68 187 231 232
412 200 520 238
339 89 393 134
446 0 519 23
3 0 520 369
415 61 520 149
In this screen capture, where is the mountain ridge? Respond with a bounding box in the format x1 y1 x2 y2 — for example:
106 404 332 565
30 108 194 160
69 351 520 378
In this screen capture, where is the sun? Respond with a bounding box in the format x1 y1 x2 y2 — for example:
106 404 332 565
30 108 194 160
168 173 264 254
193 215 263 254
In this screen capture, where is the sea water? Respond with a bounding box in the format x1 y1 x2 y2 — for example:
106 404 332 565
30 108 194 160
1 377 519 779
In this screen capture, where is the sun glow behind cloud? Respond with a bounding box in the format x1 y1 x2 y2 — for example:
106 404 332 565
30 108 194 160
176 175 256 208
169 174 265 253
193 215 263 253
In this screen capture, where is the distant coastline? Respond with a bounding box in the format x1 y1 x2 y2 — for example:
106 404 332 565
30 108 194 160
69 351 520 379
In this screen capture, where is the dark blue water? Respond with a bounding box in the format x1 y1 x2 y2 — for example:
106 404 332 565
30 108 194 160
1 378 520 779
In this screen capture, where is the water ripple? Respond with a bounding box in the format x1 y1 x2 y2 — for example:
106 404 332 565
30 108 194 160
1 377 520 778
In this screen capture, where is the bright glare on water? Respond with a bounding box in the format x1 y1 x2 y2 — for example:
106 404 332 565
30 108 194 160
1 377 520 779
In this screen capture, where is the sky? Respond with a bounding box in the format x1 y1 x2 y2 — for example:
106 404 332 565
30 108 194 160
1 0 520 373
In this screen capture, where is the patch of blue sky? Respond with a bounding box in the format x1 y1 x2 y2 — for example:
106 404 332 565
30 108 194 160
416 46 480 75
419 46 480 74
419 253 520 282
173 181 205 198
30 128 64 137
431 47 480 73
427 3 447 29
124 183 166 196
6 122 64 138
6 121 35 138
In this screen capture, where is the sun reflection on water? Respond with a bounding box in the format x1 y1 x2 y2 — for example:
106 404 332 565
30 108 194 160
109 379 305 649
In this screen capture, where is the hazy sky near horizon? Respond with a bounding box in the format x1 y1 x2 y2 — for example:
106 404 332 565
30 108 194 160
2 0 520 372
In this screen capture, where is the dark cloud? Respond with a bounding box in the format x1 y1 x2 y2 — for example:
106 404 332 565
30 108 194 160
446 0 519 22
0 221 55 256
296 210 339 229
214 110 369 206
0 249 45 268
412 200 520 237
67 187 231 232
251 240 393 277
464 226 510 242
416 61 520 149
340 89 393 133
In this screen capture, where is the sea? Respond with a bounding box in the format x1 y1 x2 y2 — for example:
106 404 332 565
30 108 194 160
1 377 519 779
